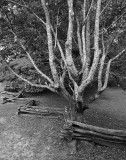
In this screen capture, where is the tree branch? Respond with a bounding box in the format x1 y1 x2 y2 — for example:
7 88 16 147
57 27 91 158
54 11 59 48
8 0 68 82
76 16 83 61
101 10 126 35
65 0 78 76
59 70 72 100
51 26 67 67
111 49 125 61
5 14 54 85
79 0 102 93
100 49 125 91
41 0 59 86
100 0 111 16
81 0 87 70
85 0 91 78
17 38 54 85
98 32 106 91
84 0 93 23
2 60 56 92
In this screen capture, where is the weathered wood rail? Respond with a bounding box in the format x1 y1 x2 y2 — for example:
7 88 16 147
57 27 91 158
18 105 64 117
61 120 126 149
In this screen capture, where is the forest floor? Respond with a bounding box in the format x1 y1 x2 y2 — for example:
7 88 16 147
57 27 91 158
1 85 126 159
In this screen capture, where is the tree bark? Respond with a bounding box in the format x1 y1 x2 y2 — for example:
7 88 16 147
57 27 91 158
65 0 78 77
99 49 125 92
41 0 59 86
79 0 102 94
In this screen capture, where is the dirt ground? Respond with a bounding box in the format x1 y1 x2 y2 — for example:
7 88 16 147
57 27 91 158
1 85 126 159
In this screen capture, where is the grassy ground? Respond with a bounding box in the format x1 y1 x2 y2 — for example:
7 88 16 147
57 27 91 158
1 86 126 159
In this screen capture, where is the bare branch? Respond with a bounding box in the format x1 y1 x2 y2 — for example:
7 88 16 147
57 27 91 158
59 70 72 99
41 0 59 85
106 31 119 53
101 10 126 35
83 0 86 20
76 17 83 58
17 38 54 84
98 32 106 91
81 0 91 78
81 0 86 66
65 0 78 76
101 31 105 55
81 22 86 71
84 0 93 22
100 59 111 92
79 0 102 93
2 60 56 92
51 26 66 66
100 49 125 91
85 3 91 77
5 13 54 85
98 54 106 91
52 24 77 90
8 0 69 88
8 0 67 78
111 49 125 61
100 0 111 16
54 10 60 48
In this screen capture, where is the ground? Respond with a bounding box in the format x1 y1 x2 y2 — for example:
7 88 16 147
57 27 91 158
0 84 126 159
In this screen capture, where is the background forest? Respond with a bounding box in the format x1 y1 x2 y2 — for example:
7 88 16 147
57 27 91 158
0 0 126 90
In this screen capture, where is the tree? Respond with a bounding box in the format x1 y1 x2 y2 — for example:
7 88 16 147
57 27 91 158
0 0 126 152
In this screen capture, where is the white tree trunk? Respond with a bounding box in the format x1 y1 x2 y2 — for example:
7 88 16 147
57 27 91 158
41 0 59 87
98 54 106 91
65 0 78 76
79 0 102 94
99 49 125 92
